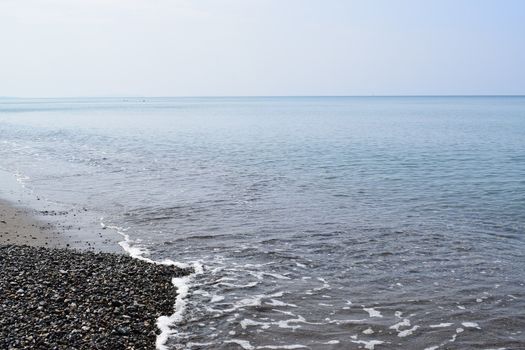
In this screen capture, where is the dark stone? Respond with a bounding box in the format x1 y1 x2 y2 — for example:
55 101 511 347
0 245 191 350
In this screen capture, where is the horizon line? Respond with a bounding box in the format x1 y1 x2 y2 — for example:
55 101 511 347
1 94 525 99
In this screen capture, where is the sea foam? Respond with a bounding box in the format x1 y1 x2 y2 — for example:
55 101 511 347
101 220 203 350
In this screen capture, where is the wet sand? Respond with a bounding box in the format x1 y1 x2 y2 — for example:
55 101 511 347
0 197 123 252
0 198 67 247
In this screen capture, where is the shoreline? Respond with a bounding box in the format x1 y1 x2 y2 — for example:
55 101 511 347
0 199 191 349
0 198 69 248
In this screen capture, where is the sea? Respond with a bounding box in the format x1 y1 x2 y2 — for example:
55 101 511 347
0 96 524 350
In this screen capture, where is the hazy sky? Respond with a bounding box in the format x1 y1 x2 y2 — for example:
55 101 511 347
1 0 524 97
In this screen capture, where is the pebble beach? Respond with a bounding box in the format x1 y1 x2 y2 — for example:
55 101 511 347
0 201 190 349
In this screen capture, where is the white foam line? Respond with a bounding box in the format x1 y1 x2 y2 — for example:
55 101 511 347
363 307 383 318
461 322 481 329
429 323 453 328
263 272 291 280
241 318 272 330
265 299 298 307
397 325 419 337
328 318 367 325
363 327 374 335
219 281 259 289
314 277 330 291
210 294 225 303
240 312 317 331
101 220 203 350
351 340 384 350
187 342 215 348
207 291 287 315
389 318 410 332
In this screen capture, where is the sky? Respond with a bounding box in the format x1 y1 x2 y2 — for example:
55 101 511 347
0 0 524 97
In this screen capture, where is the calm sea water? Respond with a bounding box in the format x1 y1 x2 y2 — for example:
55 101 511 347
1 97 524 349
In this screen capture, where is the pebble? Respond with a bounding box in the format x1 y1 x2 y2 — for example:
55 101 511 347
0 244 191 349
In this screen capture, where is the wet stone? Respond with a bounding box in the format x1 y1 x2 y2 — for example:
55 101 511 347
0 245 191 350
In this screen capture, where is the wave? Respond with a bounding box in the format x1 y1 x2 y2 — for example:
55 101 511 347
100 220 204 350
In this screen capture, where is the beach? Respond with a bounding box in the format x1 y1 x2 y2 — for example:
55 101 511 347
0 200 190 349
0 198 66 247
1 97 524 349
1 0 525 347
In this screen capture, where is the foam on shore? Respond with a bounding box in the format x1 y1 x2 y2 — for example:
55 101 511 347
101 220 204 350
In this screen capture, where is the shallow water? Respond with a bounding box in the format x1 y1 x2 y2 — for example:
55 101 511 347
1 97 524 349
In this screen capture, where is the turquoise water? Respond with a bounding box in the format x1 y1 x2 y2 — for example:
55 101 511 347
1 97 524 349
